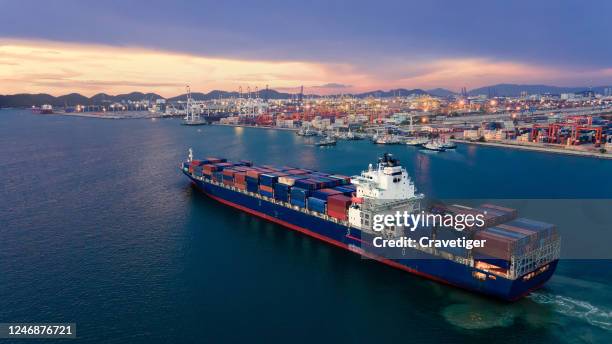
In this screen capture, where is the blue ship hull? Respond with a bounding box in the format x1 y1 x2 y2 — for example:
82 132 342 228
185 172 557 301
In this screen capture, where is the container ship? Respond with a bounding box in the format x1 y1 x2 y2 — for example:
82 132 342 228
181 151 560 300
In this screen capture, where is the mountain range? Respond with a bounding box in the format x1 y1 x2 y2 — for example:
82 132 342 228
1 84 610 108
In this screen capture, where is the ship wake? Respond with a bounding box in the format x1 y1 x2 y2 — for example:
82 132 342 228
529 292 612 331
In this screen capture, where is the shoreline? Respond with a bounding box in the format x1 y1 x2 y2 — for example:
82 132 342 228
453 139 612 159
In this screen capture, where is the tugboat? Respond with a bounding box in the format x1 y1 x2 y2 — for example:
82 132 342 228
316 136 337 147
421 141 446 151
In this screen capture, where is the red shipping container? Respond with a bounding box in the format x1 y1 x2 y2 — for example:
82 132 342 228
223 169 236 177
328 209 348 221
234 172 247 185
473 231 515 260
328 194 352 208
235 184 246 191
247 170 263 178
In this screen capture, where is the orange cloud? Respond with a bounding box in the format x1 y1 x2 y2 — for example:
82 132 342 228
0 39 608 96
0 39 355 96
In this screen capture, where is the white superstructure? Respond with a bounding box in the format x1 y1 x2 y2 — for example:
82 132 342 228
348 154 423 232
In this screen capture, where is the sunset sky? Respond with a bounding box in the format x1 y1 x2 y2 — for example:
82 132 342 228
1 0 611 96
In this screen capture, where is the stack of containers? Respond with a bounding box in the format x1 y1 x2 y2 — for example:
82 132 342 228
498 218 558 250
330 175 351 185
311 188 343 201
332 186 356 196
294 179 319 191
476 204 518 226
473 228 524 267
205 157 226 164
212 171 223 182
434 226 480 258
192 165 204 177
234 172 247 190
222 169 236 186
431 203 515 229
202 164 221 179
290 187 310 208
472 218 556 269
274 183 290 202
307 197 326 213
327 194 352 220
246 169 263 193
259 172 287 198
278 175 309 186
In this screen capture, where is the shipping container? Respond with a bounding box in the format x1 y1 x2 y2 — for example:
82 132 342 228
307 197 326 213
326 194 352 220
332 186 356 196
246 170 264 179
278 175 309 186
294 179 319 190
212 171 223 182
274 184 290 202
330 174 351 184
259 184 274 197
312 188 343 200
434 227 470 257
290 187 310 205
473 230 518 260
234 172 247 185
290 199 306 208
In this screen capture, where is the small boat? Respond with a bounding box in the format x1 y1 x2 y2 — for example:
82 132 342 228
421 141 446 151
297 128 317 136
405 137 429 146
316 136 337 146
440 141 457 149
31 104 53 114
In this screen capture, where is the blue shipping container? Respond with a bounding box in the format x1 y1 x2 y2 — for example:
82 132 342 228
307 197 326 213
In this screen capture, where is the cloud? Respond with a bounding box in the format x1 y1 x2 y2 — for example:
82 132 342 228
310 83 352 89
1 39 611 96
0 39 344 96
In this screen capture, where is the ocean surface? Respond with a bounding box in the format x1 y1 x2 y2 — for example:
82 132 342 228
1 109 611 343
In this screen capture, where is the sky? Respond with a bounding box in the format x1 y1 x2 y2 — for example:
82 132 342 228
1 0 611 96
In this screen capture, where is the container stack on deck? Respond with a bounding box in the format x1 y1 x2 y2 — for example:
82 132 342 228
429 203 557 271
189 158 356 220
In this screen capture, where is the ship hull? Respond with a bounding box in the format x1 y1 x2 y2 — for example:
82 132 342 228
185 172 557 301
